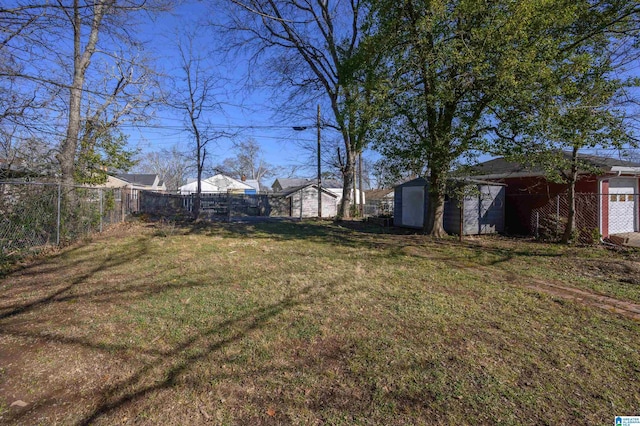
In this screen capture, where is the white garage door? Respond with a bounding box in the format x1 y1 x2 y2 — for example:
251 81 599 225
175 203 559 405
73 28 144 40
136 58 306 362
608 178 637 235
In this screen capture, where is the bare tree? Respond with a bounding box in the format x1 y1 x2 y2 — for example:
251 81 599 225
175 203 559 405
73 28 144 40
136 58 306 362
220 0 378 219
0 125 56 179
167 29 229 219
215 138 279 184
134 145 193 192
1 1 169 187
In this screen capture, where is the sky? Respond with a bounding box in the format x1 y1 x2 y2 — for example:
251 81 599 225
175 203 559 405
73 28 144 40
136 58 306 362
125 1 376 181
124 0 640 183
6 0 637 186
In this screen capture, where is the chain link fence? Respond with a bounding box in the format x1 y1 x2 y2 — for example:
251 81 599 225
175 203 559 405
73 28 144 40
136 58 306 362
506 192 638 244
0 181 125 260
528 193 600 243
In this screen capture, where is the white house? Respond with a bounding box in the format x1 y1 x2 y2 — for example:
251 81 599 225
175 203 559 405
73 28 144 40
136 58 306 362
178 174 255 195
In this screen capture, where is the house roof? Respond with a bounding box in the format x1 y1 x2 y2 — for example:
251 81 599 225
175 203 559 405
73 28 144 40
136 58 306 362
470 153 640 179
272 177 344 190
0 157 46 179
272 178 313 190
116 173 159 186
275 182 339 198
395 176 506 189
364 189 394 201
179 174 254 193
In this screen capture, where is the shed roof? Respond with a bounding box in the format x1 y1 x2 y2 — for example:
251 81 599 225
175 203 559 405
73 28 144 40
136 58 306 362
395 176 506 189
272 178 313 190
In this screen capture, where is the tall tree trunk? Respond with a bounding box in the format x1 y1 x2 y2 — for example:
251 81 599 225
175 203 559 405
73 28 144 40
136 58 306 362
194 149 202 220
57 1 108 188
425 171 448 237
337 150 355 220
561 146 580 243
358 152 364 217
194 139 205 220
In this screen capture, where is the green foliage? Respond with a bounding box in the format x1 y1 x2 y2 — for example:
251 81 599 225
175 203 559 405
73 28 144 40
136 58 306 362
366 0 640 234
74 124 138 185
497 57 636 182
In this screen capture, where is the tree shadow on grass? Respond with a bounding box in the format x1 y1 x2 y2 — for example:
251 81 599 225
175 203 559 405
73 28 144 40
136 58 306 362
71 278 348 425
184 219 565 268
0 236 152 321
0 225 366 424
0 220 621 424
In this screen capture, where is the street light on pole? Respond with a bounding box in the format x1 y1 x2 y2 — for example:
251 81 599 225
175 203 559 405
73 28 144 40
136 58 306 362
293 104 322 218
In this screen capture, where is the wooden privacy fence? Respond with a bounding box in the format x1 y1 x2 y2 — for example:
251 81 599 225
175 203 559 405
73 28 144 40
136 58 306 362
139 191 291 218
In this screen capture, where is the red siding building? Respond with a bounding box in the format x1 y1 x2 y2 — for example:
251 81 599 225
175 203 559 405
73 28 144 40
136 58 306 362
471 154 640 239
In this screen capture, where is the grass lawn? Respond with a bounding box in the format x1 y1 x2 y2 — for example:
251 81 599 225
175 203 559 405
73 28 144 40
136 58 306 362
0 219 639 425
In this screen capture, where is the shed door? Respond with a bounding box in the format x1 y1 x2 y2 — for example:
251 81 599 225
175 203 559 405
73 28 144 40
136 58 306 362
608 178 637 234
402 186 425 228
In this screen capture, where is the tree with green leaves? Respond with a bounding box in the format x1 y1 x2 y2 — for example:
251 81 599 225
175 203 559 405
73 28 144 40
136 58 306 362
74 124 137 185
498 59 637 243
368 0 640 237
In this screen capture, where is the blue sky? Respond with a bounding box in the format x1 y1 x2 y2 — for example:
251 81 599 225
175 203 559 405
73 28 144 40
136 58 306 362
125 0 640 179
125 1 377 180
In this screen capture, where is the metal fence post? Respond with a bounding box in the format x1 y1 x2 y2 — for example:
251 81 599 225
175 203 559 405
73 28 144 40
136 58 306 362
99 189 103 233
556 195 560 236
121 189 125 222
56 183 62 246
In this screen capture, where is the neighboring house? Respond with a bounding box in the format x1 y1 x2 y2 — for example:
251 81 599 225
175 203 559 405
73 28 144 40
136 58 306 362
469 154 640 238
272 178 313 192
179 174 255 195
364 189 395 216
273 178 365 203
116 174 167 192
322 179 366 205
243 178 265 193
104 173 166 213
394 177 505 235
275 182 339 218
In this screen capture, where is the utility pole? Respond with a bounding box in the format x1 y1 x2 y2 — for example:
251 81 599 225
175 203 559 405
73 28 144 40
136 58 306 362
317 104 322 218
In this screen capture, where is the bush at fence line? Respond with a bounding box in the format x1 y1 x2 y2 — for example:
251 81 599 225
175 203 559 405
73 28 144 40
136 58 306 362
0 184 58 253
535 214 566 241
1 183 126 264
